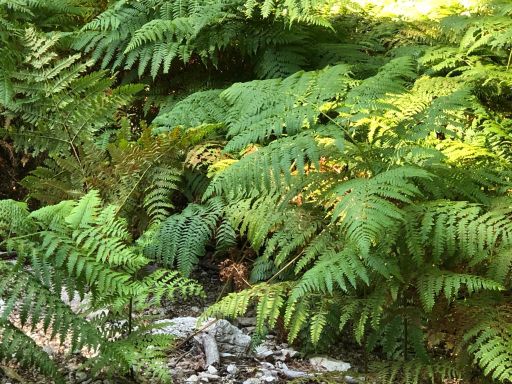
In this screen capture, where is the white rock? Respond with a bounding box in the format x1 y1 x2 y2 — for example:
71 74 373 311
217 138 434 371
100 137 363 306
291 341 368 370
279 362 309 379
185 374 200 383
280 348 298 359
154 318 251 355
154 317 198 339
257 367 278 382
195 333 220 367
207 365 218 375
226 364 238 375
205 319 251 355
281 368 308 379
199 372 219 381
42 345 55 356
255 345 274 359
242 379 262 384
309 356 351 372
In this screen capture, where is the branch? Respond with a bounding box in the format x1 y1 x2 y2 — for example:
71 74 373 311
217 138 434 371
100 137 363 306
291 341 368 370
0 251 16 259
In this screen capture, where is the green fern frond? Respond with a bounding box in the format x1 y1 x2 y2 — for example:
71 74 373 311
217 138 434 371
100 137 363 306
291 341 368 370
0 199 31 237
145 197 225 275
290 247 369 301
417 270 503 312
465 308 512 382
327 167 432 255
0 319 64 383
371 359 463 384
143 166 181 225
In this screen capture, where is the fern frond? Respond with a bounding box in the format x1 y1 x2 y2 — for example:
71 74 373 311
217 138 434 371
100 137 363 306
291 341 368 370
145 198 225 275
327 167 432 255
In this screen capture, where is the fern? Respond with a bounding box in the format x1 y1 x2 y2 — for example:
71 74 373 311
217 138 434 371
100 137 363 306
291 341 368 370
203 282 291 337
6 1 512 382
1 28 141 157
327 167 432 255
181 8 512 380
0 319 63 383
371 359 463 384
75 0 330 79
144 197 227 275
466 322 512 381
0 192 204 380
290 247 369 300
417 270 503 312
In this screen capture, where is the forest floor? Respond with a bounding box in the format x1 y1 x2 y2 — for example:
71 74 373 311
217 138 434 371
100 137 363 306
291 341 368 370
0 257 364 384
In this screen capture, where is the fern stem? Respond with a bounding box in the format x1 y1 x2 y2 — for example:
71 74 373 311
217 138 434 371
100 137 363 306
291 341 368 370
300 97 376 173
115 152 167 217
403 314 408 361
61 122 89 192
267 249 305 284
128 296 134 379
128 297 133 336
0 231 45 246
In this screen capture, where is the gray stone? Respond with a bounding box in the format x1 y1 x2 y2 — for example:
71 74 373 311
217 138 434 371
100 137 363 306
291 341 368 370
42 345 55 356
276 362 309 379
207 365 218 375
259 368 278 382
185 374 200 383
154 317 251 356
309 356 351 372
226 364 238 375
154 317 197 339
242 379 262 384
281 368 308 379
279 348 298 359
199 372 220 381
255 345 273 359
195 332 220 367
205 319 251 355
